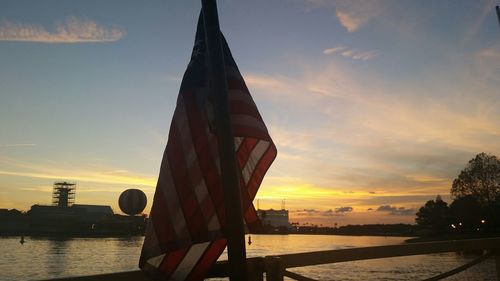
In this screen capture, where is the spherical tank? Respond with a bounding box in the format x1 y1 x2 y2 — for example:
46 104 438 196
119 189 147 216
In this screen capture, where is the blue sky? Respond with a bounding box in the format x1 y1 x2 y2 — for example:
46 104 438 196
1 0 499 225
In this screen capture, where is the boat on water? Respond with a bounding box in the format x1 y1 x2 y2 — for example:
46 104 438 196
0 181 147 237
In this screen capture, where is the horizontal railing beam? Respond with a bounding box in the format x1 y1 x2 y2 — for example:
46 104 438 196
41 257 264 281
40 270 153 281
274 237 500 268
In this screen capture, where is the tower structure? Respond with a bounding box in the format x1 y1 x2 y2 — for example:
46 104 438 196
52 181 76 207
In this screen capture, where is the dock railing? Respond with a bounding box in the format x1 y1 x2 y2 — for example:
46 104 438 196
46 237 500 281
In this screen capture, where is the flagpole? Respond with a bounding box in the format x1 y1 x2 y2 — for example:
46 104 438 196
496 6 500 27
201 1 248 280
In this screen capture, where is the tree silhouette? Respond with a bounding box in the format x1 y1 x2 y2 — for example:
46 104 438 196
451 153 500 206
449 195 483 231
415 195 451 234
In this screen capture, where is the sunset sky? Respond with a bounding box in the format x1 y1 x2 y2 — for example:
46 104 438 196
1 0 499 226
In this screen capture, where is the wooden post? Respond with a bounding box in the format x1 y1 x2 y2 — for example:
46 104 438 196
247 257 265 281
200 1 248 280
496 6 500 27
265 257 285 281
495 250 500 281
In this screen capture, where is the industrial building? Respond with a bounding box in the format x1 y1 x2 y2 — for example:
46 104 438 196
0 182 146 236
256 208 291 230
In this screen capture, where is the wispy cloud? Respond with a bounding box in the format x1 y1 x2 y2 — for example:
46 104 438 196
323 46 379 60
335 1 387 32
335 10 367 32
245 74 290 92
323 46 345 55
341 49 355 57
19 185 53 193
0 159 155 188
0 143 36 148
299 0 387 32
478 44 500 59
463 0 496 42
0 16 124 43
352 51 378 60
0 169 155 187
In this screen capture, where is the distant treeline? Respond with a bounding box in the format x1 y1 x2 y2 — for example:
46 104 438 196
415 153 500 237
291 223 418 236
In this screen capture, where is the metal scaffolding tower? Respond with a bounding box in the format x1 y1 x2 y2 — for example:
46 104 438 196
52 181 76 207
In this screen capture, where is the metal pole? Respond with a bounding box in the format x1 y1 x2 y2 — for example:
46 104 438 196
200 1 248 280
495 251 500 281
496 6 500 27
265 257 285 281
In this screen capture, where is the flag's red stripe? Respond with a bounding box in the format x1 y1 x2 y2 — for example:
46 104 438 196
207 137 227 226
236 138 259 168
160 247 190 278
230 101 262 120
182 91 227 227
167 124 209 243
242 145 277 230
247 146 277 198
186 239 227 281
150 181 176 250
239 175 253 221
244 203 260 230
237 141 256 212
233 126 271 141
178 96 220 237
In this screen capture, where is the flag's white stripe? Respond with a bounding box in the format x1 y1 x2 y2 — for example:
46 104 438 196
176 101 197 167
193 180 220 231
207 214 220 232
175 99 202 180
170 242 211 281
234 137 244 151
176 98 221 231
232 114 267 133
161 159 191 242
242 140 270 185
193 181 209 206
146 253 166 268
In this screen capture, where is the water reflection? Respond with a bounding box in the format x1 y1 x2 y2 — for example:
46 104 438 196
115 236 143 248
46 238 72 276
110 236 143 267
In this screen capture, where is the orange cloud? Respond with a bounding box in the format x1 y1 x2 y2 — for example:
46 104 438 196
335 10 367 32
0 158 155 188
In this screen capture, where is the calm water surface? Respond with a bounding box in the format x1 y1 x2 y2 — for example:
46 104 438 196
0 235 496 280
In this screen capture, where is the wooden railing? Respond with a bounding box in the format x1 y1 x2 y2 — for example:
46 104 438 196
44 237 500 281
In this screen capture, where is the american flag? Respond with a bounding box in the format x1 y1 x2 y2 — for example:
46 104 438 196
139 13 277 280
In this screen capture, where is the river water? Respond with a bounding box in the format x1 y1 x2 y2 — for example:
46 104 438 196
0 235 496 280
